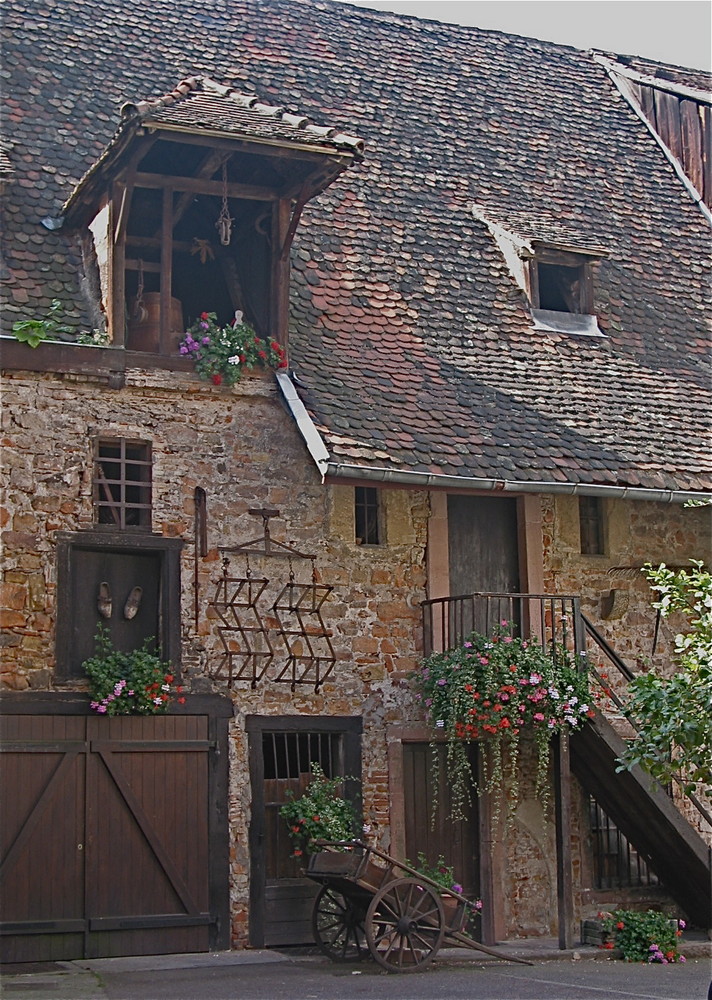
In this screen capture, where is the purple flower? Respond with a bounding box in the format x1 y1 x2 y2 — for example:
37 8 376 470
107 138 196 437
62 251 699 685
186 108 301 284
202 336 211 345
451 883 463 894
464 641 473 648
179 345 189 354
679 955 686 962
437 678 447 686
678 919 686 929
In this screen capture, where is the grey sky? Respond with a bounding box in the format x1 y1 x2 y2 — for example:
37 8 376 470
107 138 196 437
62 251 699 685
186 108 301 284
336 1 712 70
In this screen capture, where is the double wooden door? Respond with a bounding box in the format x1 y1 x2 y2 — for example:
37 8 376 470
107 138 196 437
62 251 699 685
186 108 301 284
0 714 216 962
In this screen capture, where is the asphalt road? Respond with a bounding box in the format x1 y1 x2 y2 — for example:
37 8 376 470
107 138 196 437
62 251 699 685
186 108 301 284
2 950 711 1000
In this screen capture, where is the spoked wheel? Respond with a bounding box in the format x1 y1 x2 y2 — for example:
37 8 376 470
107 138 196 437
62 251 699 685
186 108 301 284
365 876 445 973
312 885 368 962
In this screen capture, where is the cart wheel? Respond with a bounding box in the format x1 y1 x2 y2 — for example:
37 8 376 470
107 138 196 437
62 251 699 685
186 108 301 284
365 876 445 973
312 885 368 962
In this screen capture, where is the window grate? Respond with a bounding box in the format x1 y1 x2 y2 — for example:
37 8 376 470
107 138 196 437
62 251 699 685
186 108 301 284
355 486 380 545
589 796 659 889
93 438 152 530
262 731 340 780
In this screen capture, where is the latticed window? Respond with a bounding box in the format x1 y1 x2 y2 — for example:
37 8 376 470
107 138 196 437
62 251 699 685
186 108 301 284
355 486 381 545
93 438 152 529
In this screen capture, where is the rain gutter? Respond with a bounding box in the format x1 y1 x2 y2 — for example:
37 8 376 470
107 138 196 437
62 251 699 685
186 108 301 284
276 373 710 505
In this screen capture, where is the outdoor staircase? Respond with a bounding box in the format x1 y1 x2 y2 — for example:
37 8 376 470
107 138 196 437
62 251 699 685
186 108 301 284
570 709 711 928
421 592 712 930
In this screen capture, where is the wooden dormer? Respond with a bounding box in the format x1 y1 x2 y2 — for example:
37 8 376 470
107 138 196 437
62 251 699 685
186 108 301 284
63 76 363 358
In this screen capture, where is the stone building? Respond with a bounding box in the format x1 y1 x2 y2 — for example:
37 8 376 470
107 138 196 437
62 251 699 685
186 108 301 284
1 0 710 962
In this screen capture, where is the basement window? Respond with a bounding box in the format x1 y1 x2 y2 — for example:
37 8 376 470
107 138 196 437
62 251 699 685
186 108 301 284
355 486 381 545
93 438 152 530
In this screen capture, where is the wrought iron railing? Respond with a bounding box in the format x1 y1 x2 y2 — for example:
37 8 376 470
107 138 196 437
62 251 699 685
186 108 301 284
422 592 586 663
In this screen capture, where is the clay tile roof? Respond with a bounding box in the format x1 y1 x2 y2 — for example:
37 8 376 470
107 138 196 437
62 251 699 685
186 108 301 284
120 75 364 154
2 0 710 495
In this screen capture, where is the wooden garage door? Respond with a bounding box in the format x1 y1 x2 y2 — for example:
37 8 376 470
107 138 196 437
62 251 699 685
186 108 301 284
0 714 213 962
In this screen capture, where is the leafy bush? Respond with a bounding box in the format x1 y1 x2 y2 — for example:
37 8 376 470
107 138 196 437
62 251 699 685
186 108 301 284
599 909 686 963
280 763 359 858
12 299 73 347
618 561 712 801
83 625 183 715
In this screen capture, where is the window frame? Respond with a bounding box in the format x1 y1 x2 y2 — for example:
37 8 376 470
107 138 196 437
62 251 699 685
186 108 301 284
579 495 606 556
354 485 382 545
93 436 153 531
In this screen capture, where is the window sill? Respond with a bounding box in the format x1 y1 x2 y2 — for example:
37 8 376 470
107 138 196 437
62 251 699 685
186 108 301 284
531 309 606 337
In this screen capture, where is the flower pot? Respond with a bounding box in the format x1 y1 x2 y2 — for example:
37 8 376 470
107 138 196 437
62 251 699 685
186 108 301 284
440 892 467 932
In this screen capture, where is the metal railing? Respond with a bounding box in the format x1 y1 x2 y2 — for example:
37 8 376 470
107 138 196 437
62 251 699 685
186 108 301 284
422 592 585 664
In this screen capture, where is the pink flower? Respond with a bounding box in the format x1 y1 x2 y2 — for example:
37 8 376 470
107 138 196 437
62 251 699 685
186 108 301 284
534 712 545 722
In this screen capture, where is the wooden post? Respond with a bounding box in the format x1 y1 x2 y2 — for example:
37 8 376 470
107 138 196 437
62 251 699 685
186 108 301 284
272 199 291 352
554 731 574 949
477 748 498 945
159 186 173 355
110 185 126 348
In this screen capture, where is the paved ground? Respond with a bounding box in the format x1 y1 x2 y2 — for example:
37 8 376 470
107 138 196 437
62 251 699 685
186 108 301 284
2 940 710 1000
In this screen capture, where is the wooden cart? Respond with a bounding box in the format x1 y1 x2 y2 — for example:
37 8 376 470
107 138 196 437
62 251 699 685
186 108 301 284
307 840 533 974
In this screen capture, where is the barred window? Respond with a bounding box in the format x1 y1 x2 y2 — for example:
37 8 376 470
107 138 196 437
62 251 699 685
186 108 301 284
579 496 605 555
93 438 152 529
355 486 381 545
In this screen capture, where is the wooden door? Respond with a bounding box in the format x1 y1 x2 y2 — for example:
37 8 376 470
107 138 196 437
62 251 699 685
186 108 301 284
448 495 520 634
247 718 362 947
0 714 216 962
402 742 479 910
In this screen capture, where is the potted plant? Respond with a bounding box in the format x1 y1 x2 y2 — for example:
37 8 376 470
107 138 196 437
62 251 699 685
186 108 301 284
412 622 593 820
179 310 287 385
407 853 482 931
82 625 184 715
280 764 366 875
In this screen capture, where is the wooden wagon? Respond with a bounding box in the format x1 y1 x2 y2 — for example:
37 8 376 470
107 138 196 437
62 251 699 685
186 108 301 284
307 840 533 974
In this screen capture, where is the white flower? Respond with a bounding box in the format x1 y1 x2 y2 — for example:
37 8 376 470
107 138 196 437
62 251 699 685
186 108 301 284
436 719 445 728
228 354 241 365
161 683 171 692
362 823 371 834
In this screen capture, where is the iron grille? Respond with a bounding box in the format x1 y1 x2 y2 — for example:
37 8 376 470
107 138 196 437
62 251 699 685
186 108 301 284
589 796 659 889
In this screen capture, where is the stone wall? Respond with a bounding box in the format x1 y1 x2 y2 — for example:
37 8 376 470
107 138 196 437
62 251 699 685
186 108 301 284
1 365 708 944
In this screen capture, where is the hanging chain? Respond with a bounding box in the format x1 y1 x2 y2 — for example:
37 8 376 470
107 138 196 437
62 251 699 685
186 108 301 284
215 160 233 246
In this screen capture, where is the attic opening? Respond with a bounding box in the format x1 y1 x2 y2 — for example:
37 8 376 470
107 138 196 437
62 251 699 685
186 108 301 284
65 76 364 360
529 246 605 337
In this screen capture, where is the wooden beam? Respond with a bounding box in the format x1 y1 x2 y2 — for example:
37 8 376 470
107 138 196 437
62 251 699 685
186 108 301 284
554 732 574 950
134 171 277 201
272 199 291 350
110 186 126 348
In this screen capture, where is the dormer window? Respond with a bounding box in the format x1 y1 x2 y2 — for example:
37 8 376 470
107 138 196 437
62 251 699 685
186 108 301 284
63 76 363 359
529 245 604 336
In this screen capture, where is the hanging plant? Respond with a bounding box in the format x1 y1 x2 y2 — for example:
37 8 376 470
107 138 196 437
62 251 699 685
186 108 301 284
411 623 593 820
179 310 287 386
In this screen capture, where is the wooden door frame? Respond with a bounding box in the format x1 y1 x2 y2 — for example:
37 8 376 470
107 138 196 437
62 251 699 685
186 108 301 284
426 492 544 600
245 715 362 947
0 692 232 955
55 530 183 681
387 724 498 944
